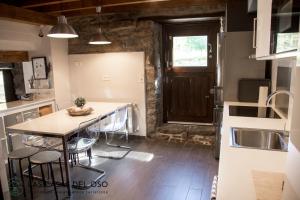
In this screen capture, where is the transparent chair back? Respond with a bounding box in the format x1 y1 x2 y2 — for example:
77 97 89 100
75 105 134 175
93 107 131 159
22 117 45 147
69 118 99 152
103 107 128 133
87 107 128 134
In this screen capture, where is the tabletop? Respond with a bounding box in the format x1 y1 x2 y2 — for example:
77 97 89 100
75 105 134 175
7 102 130 137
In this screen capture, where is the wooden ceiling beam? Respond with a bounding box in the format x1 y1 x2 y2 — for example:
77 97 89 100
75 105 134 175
21 0 80 8
33 0 171 14
0 51 29 63
0 3 57 25
32 0 224 16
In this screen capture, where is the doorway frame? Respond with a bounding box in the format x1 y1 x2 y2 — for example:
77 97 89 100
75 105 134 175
161 19 222 124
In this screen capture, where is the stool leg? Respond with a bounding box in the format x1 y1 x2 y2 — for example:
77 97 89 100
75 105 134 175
58 158 64 185
77 153 80 163
18 159 26 197
28 158 33 200
70 154 74 167
7 158 12 181
40 164 46 187
49 163 58 200
74 154 77 165
47 164 50 180
87 149 92 161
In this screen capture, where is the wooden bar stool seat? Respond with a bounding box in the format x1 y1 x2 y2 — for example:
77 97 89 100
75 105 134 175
7 147 39 198
8 147 39 159
29 151 63 200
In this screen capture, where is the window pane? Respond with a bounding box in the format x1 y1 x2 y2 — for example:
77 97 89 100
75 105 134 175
173 36 208 67
276 33 299 53
0 71 6 103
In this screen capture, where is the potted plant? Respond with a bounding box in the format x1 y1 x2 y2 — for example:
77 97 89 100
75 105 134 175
74 97 86 109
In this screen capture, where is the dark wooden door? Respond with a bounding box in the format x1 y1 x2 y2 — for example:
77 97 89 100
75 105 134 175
163 21 219 123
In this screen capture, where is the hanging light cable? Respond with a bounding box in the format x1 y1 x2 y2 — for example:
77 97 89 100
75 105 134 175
89 6 111 45
47 15 78 38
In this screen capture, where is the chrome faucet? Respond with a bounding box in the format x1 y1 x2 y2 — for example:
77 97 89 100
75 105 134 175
266 90 294 106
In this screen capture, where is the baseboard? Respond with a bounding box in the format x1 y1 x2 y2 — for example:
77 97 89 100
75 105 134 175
167 121 213 126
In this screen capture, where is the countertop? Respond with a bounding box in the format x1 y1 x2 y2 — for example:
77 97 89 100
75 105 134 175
252 170 284 200
217 101 287 200
0 97 55 114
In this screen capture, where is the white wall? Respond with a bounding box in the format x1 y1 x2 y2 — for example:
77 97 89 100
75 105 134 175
69 52 146 136
223 32 266 101
50 39 72 109
0 20 41 51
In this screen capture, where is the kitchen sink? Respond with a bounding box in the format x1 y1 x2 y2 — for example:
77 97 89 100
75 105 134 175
231 128 288 151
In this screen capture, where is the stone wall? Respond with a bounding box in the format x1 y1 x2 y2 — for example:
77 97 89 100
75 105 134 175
69 18 161 135
68 5 225 136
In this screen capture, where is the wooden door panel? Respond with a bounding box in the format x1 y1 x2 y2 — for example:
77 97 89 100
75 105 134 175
163 21 219 123
167 73 213 122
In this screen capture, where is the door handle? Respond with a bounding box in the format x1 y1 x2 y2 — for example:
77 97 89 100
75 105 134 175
253 18 257 48
208 43 213 59
205 95 210 99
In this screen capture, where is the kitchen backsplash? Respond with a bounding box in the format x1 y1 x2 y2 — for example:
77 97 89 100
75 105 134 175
275 66 292 117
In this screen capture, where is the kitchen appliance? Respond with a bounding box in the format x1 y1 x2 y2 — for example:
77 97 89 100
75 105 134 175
0 63 18 103
213 31 225 160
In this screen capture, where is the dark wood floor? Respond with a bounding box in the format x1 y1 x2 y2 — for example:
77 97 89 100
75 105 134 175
9 137 218 200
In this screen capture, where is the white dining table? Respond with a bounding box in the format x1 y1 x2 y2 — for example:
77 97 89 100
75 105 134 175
7 101 130 197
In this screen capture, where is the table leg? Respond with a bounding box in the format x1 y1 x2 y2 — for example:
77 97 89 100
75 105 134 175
62 136 72 196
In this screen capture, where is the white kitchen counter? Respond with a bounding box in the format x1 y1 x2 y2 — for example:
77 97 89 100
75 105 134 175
217 101 288 200
0 97 55 115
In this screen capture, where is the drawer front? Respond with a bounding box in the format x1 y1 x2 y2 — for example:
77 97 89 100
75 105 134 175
23 108 40 121
39 105 53 116
4 113 23 127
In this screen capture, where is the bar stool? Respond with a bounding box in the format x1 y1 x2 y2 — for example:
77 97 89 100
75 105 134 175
7 147 39 198
29 151 63 200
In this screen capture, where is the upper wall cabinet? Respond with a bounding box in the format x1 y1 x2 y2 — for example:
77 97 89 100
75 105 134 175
253 0 300 60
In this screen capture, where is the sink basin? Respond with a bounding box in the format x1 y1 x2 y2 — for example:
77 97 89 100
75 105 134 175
231 128 288 151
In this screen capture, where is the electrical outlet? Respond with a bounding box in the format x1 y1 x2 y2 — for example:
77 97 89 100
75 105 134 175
138 75 144 83
74 61 82 67
102 75 111 81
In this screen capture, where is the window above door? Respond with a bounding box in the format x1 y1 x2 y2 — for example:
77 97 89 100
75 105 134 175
172 35 208 67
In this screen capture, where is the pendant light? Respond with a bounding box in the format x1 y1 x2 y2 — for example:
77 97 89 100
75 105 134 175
89 6 111 45
47 16 78 39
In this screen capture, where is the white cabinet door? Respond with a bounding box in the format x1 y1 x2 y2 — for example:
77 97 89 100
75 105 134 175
22 61 34 94
256 0 272 57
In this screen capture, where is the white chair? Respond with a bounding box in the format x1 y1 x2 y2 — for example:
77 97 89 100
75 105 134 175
88 106 131 159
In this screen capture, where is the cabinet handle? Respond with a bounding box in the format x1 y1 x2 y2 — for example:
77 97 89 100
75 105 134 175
253 18 257 48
